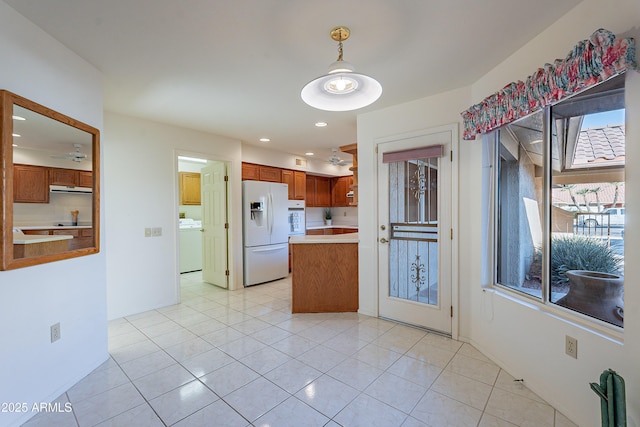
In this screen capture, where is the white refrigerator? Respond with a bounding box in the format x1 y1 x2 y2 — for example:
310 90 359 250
242 181 289 286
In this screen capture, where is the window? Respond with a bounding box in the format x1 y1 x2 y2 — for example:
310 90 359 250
492 74 625 328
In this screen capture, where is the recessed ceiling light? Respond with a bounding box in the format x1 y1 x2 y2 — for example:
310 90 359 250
259 138 271 142
12 115 26 121
315 122 327 127
12 133 21 137
305 152 315 156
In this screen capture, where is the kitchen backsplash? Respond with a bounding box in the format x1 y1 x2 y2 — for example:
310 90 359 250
14 193 93 226
306 206 358 227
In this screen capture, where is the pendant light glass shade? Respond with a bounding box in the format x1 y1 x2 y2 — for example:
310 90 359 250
301 71 382 111
301 26 382 112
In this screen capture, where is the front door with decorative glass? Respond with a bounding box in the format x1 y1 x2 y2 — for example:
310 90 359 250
377 128 454 334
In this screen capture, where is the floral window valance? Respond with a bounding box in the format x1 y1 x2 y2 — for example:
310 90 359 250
460 29 637 141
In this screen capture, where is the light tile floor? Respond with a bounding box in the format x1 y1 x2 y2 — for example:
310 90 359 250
23 273 578 427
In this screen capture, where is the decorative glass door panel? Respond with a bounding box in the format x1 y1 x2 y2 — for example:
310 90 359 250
388 159 439 306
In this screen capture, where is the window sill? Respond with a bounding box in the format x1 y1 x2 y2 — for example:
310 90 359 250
484 286 624 344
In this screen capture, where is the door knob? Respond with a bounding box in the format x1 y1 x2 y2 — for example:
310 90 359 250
380 225 386 230
379 237 389 243
200 229 205 232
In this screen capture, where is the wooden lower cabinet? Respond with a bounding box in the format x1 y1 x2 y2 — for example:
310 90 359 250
306 228 357 235
291 242 358 313
14 239 70 259
22 228 93 250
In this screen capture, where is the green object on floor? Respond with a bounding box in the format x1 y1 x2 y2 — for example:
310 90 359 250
590 369 626 427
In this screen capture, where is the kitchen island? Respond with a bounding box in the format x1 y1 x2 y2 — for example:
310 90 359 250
13 232 72 259
289 233 358 313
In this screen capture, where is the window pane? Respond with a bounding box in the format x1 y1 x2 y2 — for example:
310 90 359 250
496 110 544 298
550 77 625 327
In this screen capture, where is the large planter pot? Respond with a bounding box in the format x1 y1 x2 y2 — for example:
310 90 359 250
556 270 623 327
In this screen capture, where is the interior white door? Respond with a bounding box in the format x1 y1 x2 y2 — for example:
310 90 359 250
378 130 453 334
201 161 228 288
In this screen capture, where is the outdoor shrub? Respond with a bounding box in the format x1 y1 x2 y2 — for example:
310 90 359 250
550 235 622 285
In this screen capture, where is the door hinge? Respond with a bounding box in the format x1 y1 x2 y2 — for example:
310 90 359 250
450 150 453 162
224 175 229 181
225 270 230 276
450 228 453 240
450 306 453 317
224 223 229 229
375 146 378 154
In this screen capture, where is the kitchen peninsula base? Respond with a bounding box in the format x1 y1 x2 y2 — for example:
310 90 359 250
290 234 358 313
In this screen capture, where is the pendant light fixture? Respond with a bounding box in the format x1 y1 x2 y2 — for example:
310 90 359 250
301 26 382 112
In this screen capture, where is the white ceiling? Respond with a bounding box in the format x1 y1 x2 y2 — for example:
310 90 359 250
5 0 581 161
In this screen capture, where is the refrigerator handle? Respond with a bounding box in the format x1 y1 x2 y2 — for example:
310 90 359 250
268 192 274 235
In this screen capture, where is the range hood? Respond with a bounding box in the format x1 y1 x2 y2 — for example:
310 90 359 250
49 185 92 194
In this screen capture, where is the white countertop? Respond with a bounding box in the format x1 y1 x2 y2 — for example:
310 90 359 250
290 233 359 244
13 234 74 245
16 225 92 230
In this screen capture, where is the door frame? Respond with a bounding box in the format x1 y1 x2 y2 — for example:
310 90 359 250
374 124 459 339
174 150 236 301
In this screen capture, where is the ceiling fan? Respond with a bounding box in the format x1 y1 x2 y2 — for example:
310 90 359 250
328 148 348 166
50 143 88 162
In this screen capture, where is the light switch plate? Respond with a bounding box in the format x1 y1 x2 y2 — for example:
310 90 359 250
144 228 152 237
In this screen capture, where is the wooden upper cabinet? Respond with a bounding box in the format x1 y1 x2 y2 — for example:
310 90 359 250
331 176 352 207
49 168 77 186
315 177 331 207
306 175 331 207
259 165 281 182
305 175 316 207
242 162 281 183
282 170 306 200
293 171 306 200
179 172 201 205
281 170 294 199
14 164 49 203
78 171 93 187
242 163 260 181
49 167 93 187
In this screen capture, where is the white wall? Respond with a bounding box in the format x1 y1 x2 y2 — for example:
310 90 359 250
358 1 640 425
0 2 106 426
104 112 243 320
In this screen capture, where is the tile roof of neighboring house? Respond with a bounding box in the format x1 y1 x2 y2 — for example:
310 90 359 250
573 124 625 165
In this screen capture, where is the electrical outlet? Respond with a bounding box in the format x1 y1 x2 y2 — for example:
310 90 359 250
565 335 578 359
144 228 152 237
51 323 61 343
152 227 162 237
